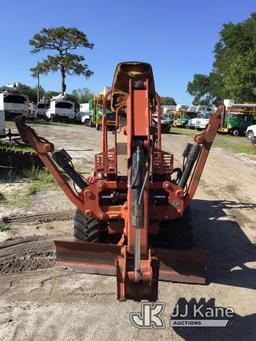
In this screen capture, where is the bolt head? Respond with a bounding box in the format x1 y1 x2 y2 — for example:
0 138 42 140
85 210 92 217
164 182 170 189
98 182 104 190
85 190 92 198
175 189 183 198
98 213 104 220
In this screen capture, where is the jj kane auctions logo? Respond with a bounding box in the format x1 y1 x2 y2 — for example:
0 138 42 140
130 299 234 328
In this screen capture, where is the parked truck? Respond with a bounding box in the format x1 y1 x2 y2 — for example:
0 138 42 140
75 103 90 124
0 108 5 137
0 91 29 119
219 100 256 136
173 104 198 127
36 100 49 118
46 95 75 121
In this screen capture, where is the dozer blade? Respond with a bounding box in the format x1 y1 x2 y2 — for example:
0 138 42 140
55 241 206 285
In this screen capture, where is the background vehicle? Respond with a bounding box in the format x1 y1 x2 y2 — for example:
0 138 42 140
186 117 198 129
88 88 115 129
166 112 174 124
46 95 75 121
173 104 199 127
246 124 256 139
195 111 211 130
174 111 198 127
36 100 48 118
219 100 256 136
0 91 29 119
75 103 90 125
0 108 5 137
153 113 172 133
162 105 176 114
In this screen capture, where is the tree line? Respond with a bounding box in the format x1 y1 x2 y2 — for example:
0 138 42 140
187 13 256 105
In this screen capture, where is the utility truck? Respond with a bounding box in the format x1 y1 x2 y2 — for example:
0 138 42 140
173 104 198 127
218 99 256 136
75 103 90 124
0 91 29 119
36 100 49 118
46 94 75 121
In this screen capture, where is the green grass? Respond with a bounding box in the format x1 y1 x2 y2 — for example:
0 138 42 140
23 168 57 195
0 223 11 232
0 167 57 208
171 127 256 158
5 119 78 129
0 142 34 153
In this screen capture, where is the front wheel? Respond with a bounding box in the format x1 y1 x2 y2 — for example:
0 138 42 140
96 123 100 130
162 124 171 133
246 130 254 139
82 119 90 126
230 127 240 136
74 209 99 242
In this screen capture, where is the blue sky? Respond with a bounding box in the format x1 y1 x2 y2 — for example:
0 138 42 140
0 0 255 103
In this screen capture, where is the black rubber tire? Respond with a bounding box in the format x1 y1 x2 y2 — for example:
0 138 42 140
246 130 254 139
157 207 194 249
96 123 100 130
161 124 171 134
74 208 99 242
231 127 240 136
89 118 94 128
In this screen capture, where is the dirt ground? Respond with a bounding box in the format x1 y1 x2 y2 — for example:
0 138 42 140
0 123 256 341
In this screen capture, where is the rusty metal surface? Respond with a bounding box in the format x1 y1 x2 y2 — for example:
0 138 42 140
55 241 120 275
55 241 206 285
184 106 223 208
116 247 159 301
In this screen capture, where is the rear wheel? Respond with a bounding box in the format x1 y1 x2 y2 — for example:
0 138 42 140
157 208 194 249
83 119 90 126
74 208 99 242
161 124 171 134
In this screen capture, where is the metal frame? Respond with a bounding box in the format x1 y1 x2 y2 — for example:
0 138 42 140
15 62 223 301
